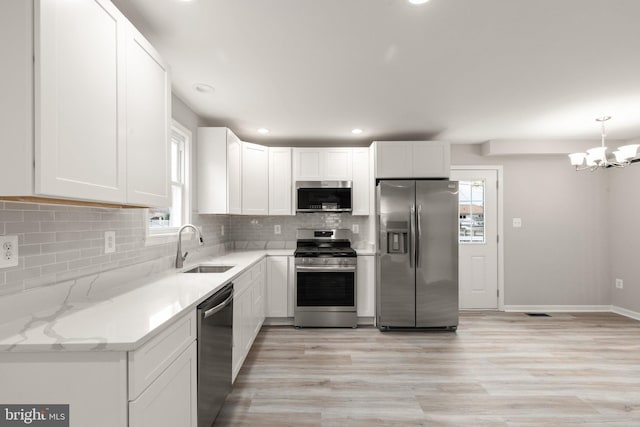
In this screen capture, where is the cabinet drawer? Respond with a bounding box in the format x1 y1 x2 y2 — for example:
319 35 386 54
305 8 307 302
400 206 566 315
128 310 196 399
234 270 252 296
250 260 264 281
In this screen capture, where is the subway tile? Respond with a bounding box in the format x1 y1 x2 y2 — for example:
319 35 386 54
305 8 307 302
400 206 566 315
41 262 69 275
68 258 92 270
25 254 56 268
24 274 57 290
56 250 81 262
42 240 91 254
3 202 40 211
23 232 56 244
6 267 41 283
80 247 102 258
23 211 55 222
20 244 42 257
0 211 24 221
55 231 83 242
5 221 40 233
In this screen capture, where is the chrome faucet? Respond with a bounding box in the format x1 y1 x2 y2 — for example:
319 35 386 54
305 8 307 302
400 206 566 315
175 224 204 269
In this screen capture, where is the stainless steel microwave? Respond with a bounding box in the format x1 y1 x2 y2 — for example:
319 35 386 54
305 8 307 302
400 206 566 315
296 181 352 213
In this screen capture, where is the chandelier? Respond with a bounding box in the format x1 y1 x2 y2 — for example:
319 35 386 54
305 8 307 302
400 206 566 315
568 116 639 171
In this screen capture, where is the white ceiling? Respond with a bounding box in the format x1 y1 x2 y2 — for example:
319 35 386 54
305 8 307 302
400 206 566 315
113 0 640 146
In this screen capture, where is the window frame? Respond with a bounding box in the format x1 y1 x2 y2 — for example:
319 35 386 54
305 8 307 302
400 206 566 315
145 119 193 246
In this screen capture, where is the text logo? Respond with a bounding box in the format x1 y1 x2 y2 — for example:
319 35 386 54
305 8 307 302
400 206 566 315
0 405 68 426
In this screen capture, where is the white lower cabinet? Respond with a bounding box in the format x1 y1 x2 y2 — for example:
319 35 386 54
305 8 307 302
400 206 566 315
129 341 197 427
128 311 197 427
357 255 375 318
232 259 266 382
266 256 288 317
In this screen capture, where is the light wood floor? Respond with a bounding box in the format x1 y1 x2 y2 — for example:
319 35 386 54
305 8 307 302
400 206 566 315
216 312 640 426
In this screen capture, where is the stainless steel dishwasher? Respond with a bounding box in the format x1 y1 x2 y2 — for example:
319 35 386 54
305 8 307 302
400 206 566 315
197 282 233 427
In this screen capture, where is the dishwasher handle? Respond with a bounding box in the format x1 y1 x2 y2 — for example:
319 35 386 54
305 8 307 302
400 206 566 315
203 292 233 319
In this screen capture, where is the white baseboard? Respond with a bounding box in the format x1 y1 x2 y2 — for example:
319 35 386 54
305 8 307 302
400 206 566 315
503 305 610 313
611 305 640 321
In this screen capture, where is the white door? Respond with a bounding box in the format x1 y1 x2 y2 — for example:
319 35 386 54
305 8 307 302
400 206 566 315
451 169 499 309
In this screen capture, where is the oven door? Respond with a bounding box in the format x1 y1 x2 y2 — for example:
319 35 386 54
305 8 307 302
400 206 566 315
295 265 356 312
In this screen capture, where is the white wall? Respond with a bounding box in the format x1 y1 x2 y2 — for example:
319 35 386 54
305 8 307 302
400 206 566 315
608 164 640 313
452 144 610 306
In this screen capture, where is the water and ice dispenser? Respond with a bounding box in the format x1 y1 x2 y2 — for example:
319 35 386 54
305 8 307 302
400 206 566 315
385 221 408 254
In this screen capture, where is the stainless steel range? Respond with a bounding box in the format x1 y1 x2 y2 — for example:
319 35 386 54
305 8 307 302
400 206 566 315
294 229 357 328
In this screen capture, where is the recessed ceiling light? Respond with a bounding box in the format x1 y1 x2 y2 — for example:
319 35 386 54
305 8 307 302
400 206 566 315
193 83 214 94
351 128 364 135
408 0 429 4
258 128 270 134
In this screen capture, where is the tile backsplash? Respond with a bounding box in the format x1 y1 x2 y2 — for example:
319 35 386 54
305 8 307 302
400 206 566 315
0 201 229 296
228 213 371 249
0 201 373 297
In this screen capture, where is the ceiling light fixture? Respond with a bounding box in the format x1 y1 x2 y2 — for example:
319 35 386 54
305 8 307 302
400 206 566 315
408 0 430 4
257 128 270 134
193 83 214 94
351 128 363 135
568 116 639 171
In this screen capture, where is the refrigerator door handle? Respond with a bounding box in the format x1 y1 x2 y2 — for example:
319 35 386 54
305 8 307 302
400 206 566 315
416 204 422 267
409 204 416 268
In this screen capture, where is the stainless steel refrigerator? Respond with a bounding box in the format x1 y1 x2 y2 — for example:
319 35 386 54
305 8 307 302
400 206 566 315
376 180 459 330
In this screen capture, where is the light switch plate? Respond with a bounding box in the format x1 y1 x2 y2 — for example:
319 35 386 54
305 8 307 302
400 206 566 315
104 231 116 254
352 224 360 234
274 225 281 235
0 235 19 268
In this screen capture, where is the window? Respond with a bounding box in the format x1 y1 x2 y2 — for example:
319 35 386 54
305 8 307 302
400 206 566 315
148 120 191 233
458 180 485 243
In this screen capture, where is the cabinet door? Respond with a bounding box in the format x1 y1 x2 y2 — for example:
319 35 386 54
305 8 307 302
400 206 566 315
412 141 451 178
227 130 242 214
351 148 370 215
125 25 171 207
232 286 251 382
266 257 288 317
268 148 292 215
36 0 126 203
357 255 375 317
129 341 197 427
252 273 265 336
242 142 269 215
324 148 352 180
374 141 413 178
293 148 323 181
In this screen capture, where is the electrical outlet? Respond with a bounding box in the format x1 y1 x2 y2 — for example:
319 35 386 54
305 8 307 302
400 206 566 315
615 278 624 289
512 218 522 228
0 235 19 268
221 225 225 236
104 231 116 254
352 224 360 234
274 225 281 235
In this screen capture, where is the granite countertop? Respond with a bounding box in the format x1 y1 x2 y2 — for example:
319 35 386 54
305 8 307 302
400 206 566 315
0 250 293 353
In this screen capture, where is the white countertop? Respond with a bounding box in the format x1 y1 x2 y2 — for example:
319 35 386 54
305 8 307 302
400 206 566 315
0 250 292 353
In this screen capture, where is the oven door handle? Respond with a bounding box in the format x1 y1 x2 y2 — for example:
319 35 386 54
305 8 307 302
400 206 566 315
296 265 357 272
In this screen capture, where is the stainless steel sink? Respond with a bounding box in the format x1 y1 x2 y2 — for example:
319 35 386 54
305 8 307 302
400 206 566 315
183 265 234 273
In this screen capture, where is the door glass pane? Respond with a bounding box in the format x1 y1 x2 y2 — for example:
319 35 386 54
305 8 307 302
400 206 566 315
459 180 485 243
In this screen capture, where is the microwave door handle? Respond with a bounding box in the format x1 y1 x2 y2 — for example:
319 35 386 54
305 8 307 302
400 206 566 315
409 205 415 268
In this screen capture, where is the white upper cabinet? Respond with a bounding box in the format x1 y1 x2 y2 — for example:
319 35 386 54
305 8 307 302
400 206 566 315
351 147 370 216
198 127 242 214
242 142 269 215
293 148 353 182
268 147 292 215
125 24 171 207
0 0 170 206
374 141 450 179
36 0 127 203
